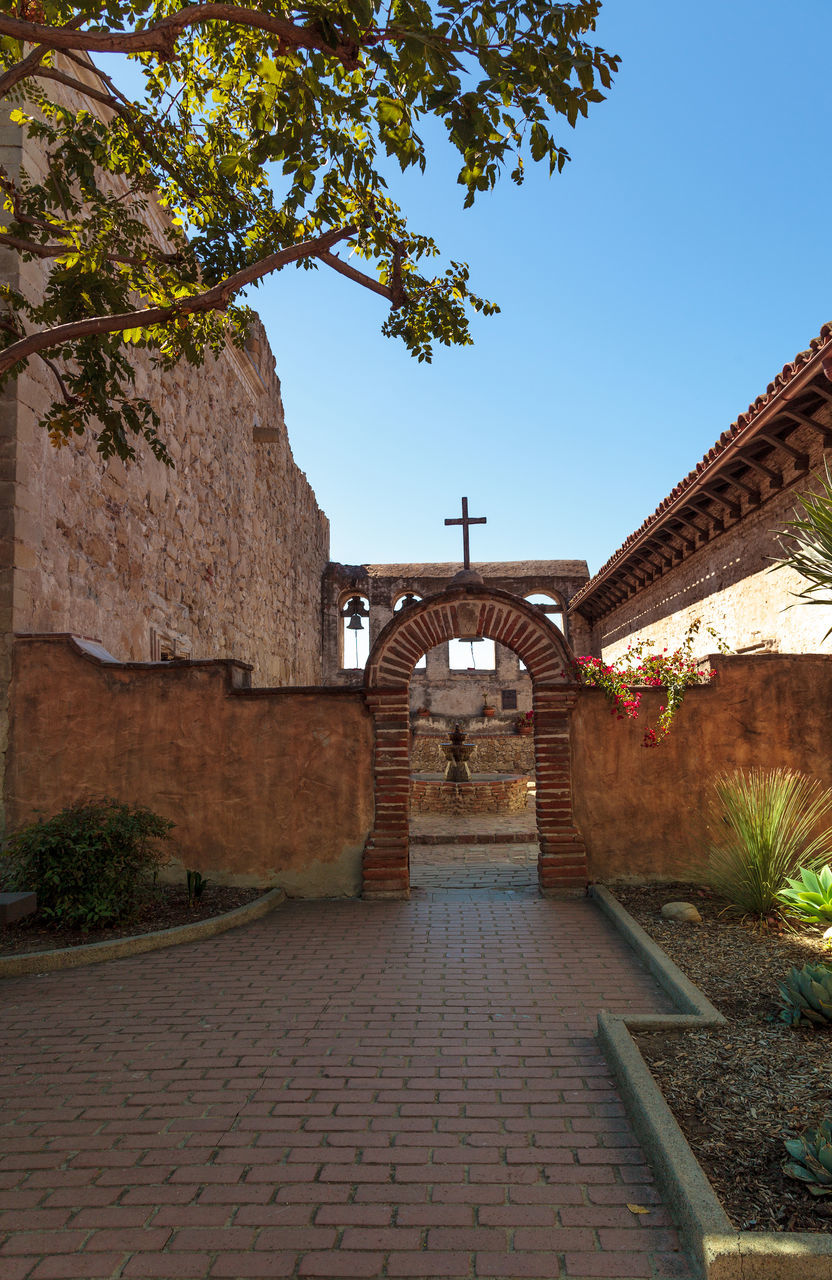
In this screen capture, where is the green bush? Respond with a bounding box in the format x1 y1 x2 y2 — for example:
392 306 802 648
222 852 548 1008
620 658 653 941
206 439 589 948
783 1118 832 1195
705 768 832 916
2 800 173 930
778 962 832 1028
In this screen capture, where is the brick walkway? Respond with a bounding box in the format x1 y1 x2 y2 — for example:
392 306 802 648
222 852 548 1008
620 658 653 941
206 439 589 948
1 864 696 1280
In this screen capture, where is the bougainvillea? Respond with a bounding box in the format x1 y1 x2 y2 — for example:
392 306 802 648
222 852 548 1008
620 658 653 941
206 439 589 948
572 619 728 747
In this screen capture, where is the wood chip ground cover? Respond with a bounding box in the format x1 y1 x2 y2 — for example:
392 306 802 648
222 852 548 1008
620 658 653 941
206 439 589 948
614 883 832 1233
0 883 263 955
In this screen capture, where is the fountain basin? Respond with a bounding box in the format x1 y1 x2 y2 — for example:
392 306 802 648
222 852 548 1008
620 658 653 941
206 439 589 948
410 773 529 815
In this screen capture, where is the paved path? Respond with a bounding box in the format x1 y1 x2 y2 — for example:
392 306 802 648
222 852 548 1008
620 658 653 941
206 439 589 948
1 863 697 1280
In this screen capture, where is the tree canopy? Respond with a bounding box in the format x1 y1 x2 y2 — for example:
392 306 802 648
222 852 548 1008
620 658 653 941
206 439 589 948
0 1 618 461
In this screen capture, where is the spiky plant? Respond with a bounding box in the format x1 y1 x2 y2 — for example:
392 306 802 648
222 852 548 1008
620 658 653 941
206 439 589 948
776 865 832 928
775 462 832 636
705 769 832 916
778 963 832 1027
783 1118 832 1195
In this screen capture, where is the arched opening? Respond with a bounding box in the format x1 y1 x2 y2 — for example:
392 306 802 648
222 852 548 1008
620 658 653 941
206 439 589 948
362 585 587 899
393 593 426 669
339 593 370 671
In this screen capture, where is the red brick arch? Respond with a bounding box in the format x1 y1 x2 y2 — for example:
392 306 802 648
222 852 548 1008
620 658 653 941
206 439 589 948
362 584 588 898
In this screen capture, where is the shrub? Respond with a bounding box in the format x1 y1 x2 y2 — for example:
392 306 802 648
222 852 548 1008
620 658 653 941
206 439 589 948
705 768 832 916
776 865 832 928
2 800 173 930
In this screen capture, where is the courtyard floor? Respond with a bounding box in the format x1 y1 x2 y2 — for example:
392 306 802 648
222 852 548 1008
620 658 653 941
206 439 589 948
1 847 696 1280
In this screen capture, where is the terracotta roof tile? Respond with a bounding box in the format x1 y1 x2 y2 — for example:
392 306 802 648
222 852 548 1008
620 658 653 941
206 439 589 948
570 322 832 612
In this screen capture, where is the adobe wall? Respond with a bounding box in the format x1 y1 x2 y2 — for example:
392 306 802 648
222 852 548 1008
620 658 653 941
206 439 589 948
4 69 329 689
6 637 372 898
590 457 832 663
572 653 832 882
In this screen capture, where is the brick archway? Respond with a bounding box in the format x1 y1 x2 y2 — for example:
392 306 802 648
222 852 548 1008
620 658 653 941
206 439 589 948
362 584 588 898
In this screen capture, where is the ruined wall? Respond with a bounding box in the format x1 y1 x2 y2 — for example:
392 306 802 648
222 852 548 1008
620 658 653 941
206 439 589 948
572 653 832 883
7 637 372 897
410 730 535 774
5 68 329 688
588 445 832 663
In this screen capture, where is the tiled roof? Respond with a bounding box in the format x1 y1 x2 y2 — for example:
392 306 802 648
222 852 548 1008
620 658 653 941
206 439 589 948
570 322 832 614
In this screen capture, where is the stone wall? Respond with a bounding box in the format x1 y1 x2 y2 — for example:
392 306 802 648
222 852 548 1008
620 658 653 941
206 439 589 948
2 67 329 694
410 776 528 814
7 637 372 897
410 730 535 774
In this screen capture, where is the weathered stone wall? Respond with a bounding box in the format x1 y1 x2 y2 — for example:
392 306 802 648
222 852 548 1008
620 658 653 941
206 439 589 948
7 637 372 897
587 438 832 663
5 67 329 689
410 730 535 774
410 775 528 814
571 652 832 883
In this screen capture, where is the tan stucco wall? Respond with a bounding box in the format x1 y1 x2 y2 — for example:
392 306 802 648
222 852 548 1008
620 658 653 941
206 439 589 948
591 462 832 664
572 653 832 883
5 71 329 689
6 637 373 897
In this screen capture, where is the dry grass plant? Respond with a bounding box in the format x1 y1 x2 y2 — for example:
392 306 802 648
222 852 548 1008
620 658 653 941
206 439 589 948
705 768 832 917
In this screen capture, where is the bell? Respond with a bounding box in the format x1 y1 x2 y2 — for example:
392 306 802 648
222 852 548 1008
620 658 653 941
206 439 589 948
399 593 420 610
347 613 364 631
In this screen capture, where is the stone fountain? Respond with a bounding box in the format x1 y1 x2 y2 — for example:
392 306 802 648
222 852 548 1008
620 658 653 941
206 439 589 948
440 722 476 782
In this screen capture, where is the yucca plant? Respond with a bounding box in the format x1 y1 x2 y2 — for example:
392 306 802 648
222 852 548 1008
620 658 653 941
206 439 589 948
775 462 832 636
783 1118 832 1195
778 963 832 1027
705 769 832 916
776 865 832 929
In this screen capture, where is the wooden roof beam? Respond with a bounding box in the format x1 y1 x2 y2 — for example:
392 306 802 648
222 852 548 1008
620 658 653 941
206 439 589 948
780 407 832 447
755 430 809 470
699 485 741 519
687 500 724 535
722 470 760 501
736 450 782 487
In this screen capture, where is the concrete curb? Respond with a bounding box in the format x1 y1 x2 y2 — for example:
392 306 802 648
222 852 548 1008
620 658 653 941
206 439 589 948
591 883 832 1280
0 888 286 978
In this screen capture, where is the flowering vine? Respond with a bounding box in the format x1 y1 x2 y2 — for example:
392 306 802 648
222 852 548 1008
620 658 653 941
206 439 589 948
572 619 729 747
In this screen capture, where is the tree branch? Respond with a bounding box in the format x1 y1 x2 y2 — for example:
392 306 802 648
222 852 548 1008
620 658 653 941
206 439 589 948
0 14 87 99
0 223 356 377
0 230 183 266
0 6 362 67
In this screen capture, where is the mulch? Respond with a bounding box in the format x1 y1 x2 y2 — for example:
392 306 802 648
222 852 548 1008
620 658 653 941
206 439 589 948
0 882 264 955
614 882 832 1232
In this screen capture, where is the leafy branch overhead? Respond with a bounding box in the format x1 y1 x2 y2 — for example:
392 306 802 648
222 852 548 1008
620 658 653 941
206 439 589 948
0 1 618 461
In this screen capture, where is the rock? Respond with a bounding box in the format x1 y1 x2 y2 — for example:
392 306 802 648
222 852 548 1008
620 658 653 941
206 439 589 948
661 901 703 923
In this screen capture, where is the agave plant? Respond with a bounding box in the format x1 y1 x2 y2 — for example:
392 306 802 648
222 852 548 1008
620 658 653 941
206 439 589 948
778 962 832 1027
705 769 832 916
783 1118 832 1196
776 865 832 928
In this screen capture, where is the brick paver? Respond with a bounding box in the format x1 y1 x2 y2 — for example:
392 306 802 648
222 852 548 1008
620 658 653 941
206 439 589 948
1 855 696 1279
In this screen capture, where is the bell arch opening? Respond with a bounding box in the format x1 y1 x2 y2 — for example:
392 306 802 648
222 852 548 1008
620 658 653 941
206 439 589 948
362 584 588 899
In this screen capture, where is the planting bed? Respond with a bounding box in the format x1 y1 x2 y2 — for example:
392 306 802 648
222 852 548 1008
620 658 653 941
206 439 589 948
614 882 832 1233
0 882 263 955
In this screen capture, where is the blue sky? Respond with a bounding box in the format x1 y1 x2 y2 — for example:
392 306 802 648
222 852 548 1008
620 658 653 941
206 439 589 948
112 3 832 573
249 0 831 573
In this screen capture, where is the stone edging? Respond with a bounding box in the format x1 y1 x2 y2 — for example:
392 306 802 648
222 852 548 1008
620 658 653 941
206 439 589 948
591 883 832 1280
0 888 286 979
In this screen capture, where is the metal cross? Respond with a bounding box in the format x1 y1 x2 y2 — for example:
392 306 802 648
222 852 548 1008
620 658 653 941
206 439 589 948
444 496 486 571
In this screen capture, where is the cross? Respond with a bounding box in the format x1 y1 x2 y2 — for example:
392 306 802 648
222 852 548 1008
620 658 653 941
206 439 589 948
444 496 486 571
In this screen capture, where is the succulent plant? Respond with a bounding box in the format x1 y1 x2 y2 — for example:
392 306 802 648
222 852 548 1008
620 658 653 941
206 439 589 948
778 962 832 1027
783 1118 832 1196
776 864 832 927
